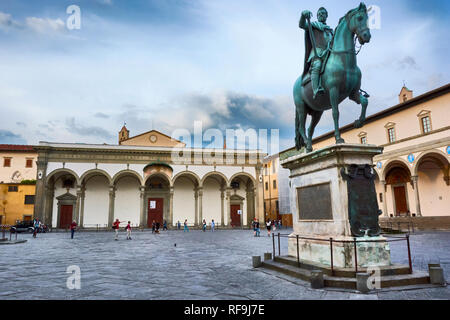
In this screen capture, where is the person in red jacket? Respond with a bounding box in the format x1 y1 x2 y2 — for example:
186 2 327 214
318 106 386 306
112 219 122 241
70 220 77 239
125 221 132 240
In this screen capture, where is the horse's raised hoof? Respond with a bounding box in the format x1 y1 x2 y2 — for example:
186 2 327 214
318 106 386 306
336 138 345 144
354 119 363 128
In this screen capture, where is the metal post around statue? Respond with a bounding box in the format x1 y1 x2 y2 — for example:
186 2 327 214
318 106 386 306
278 233 281 256
272 233 275 260
296 235 300 267
406 234 413 274
330 237 334 276
353 238 358 274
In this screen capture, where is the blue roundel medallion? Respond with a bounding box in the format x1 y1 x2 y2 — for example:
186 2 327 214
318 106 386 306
407 153 415 163
376 162 382 169
447 146 450 155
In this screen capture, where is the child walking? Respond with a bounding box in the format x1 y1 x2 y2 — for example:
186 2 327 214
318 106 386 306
125 221 132 240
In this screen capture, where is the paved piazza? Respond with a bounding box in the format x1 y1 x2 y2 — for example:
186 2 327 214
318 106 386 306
1 228 449 300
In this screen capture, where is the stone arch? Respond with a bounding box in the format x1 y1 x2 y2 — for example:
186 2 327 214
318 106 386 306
200 171 228 188
172 171 201 187
228 172 256 188
144 171 173 187
413 150 450 176
112 169 144 186
80 169 112 185
46 168 80 186
381 158 413 181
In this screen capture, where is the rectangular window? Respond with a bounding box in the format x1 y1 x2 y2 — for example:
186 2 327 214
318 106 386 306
26 159 33 168
273 180 277 189
387 127 396 143
379 193 383 203
421 116 431 133
265 182 268 191
3 158 11 167
24 195 35 205
8 186 18 192
360 136 367 144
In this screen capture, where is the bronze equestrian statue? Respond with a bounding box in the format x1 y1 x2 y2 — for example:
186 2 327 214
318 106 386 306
295 3 372 152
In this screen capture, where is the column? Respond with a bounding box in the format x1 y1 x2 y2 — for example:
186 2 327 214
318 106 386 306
255 165 265 222
75 185 82 224
79 187 85 228
139 186 146 228
411 176 422 217
169 186 174 227
194 188 199 226
198 187 203 227
226 188 231 227
246 188 255 226
381 180 388 217
43 185 54 227
33 156 48 221
108 185 115 227
220 188 225 227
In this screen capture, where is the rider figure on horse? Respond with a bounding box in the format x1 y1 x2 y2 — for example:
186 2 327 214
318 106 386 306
299 7 333 99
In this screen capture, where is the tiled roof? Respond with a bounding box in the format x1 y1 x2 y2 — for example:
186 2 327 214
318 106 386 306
0 144 35 152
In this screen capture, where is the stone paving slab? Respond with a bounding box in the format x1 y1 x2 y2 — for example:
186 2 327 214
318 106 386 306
0 229 448 300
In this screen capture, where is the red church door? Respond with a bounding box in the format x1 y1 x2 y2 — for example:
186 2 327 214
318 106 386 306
394 186 408 216
148 198 164 227
230 205 241 227
59 205 73 229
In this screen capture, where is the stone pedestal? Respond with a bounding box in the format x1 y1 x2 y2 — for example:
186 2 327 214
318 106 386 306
281 144 392 268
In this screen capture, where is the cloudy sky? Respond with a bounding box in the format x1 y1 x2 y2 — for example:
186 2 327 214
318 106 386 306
0 0 448 152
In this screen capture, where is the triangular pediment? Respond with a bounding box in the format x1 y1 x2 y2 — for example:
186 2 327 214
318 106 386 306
417 109 431 117
120 130 186 147
56 192 77 201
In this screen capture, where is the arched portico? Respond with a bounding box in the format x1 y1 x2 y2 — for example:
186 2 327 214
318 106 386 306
383 160 413 217
45 169 80 228
228 173 256 227
412 150 450 216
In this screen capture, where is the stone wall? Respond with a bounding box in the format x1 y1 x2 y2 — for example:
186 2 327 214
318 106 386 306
380 216 450 231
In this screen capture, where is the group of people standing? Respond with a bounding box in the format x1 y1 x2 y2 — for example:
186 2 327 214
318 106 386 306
252 218 282 237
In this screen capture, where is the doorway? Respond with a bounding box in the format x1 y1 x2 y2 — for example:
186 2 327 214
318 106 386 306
59 205 73 229
230 204 241 227
393 185 408 216
148 198 164 227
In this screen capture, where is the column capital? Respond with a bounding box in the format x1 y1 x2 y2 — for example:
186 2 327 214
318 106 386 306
411 175 419 182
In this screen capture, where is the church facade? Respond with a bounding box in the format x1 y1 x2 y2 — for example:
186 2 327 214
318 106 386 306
33 128 266 229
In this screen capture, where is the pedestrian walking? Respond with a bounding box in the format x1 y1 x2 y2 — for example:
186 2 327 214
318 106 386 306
155 221 160 234
255 219 261 237
70 220 77 239
177 220 181 230
272 219 277 232
112 219 122 240
183 219 189 232
125 221 132 240
33 218 40 238
152 220 156 233
163 220 168 231
252 218 257 236
211 219 215 232
202 219 207 232
266 220 271 237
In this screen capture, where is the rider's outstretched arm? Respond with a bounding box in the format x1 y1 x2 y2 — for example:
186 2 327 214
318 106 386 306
299 10 311 30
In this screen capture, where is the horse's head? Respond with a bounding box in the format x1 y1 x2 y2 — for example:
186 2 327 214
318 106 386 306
346 2 371 45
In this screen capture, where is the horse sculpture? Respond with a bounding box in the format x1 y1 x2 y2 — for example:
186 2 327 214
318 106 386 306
294 3 372 152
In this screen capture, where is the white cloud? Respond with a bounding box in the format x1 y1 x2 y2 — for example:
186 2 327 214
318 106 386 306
25 17 65 34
